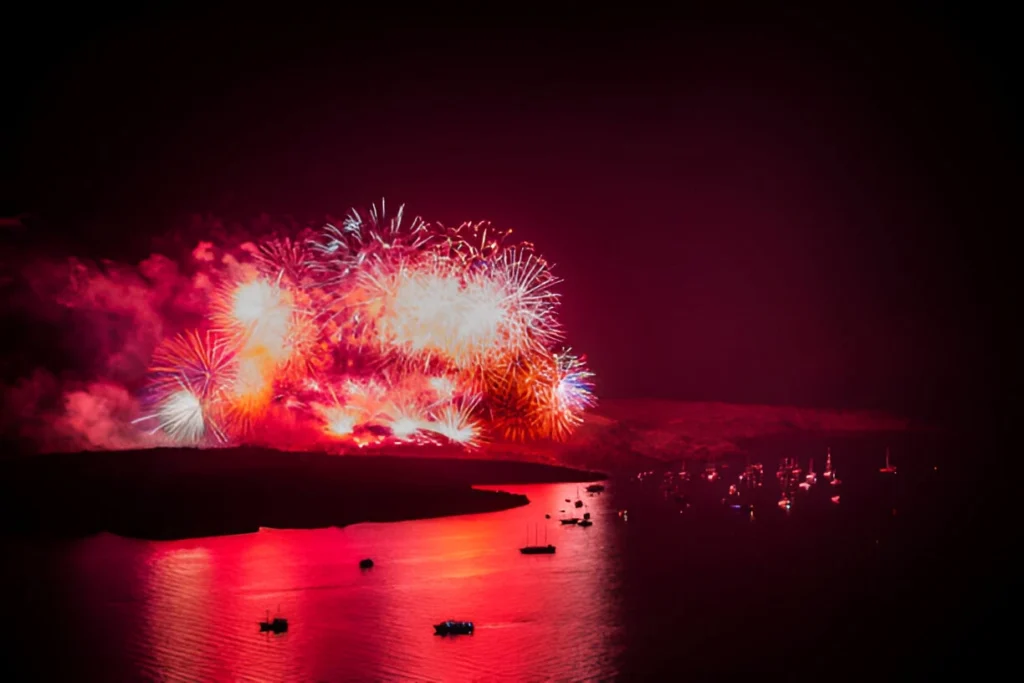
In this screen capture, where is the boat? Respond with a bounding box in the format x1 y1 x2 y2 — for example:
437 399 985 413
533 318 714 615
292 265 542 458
880 447 897 474
520 543 556 554
776 457 791 481
739 461 764 488
578 519 593 527
359 558 374 569
434 620 474 636
521 545 557 554
559 509 579 524
574 486 583 508
586 484 605 493
823 448 833 480
830 469 842 486
259 608 288 633
520 523 556 554
805 457 816 485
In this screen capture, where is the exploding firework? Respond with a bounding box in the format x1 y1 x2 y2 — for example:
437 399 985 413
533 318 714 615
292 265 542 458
135 331 237 444
139 200 595 449
147 330 237 402
532 349 597 441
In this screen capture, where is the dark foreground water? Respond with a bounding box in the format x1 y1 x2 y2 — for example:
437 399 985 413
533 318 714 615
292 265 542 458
1 436 999 680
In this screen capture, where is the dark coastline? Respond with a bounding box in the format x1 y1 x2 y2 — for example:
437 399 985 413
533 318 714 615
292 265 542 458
0 447 605 541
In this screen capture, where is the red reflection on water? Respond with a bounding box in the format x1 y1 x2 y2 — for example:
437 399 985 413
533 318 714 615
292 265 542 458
143 547 216 680
368 484 619 680
63 483 622 680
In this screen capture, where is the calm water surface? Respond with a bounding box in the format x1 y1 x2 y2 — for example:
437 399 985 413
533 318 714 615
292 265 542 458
4 438 978 680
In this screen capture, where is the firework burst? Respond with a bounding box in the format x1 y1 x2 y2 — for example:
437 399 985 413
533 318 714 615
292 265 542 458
133 331 233 443
147 330 237 401
140 200 595 449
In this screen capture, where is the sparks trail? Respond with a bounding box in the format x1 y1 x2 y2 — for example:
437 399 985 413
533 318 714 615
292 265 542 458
136 200 595 449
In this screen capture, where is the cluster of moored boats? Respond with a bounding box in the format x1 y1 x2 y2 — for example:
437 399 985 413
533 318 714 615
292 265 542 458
520 483 606 554
775 447 846 510
637 446 901 517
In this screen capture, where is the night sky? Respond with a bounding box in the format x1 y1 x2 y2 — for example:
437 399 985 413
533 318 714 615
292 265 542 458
4 8 1016 427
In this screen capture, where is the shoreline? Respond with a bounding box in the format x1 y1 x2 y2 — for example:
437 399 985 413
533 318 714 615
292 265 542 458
0 447 604 542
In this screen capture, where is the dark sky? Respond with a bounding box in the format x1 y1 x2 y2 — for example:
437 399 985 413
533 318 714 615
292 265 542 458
4 8 1016 425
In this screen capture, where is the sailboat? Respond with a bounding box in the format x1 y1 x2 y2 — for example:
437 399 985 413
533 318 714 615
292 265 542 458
573 486 584 508
879 447 897 474
520 523 556 554
559 507 579 524
259 606 288 633
823 447 834 480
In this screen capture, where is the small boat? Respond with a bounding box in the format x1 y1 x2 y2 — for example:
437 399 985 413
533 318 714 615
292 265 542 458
880 447 897 474
558 508 579 524
823 448 833 480
573 486 583 508
520 544 556 554
259 608 288 633
359 558 374 569
831 469 842 486
520 523 556 554
586 484 605 493
434 620 474 636
831 495 841 504
578 519 593 527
